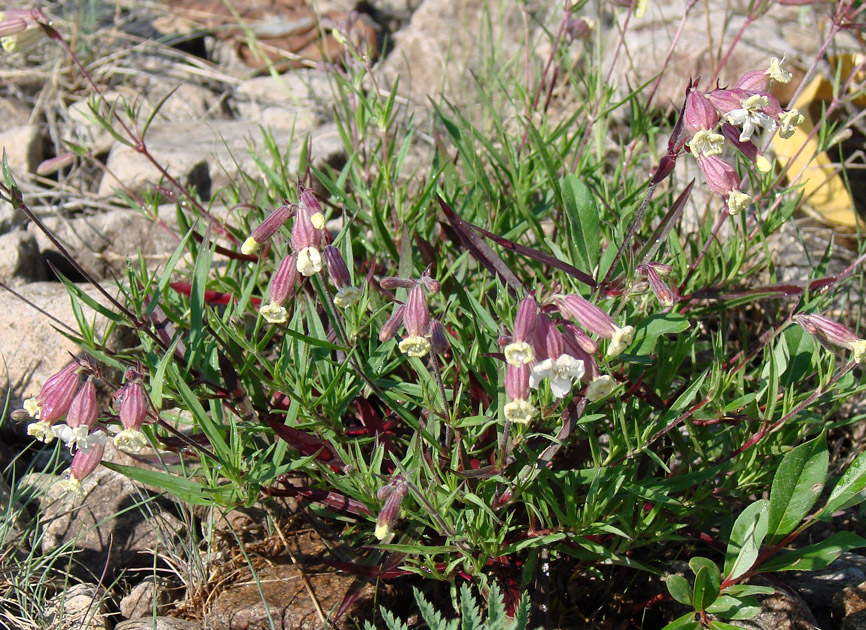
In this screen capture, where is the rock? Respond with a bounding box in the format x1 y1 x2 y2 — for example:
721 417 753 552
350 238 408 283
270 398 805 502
785 553 866 610
0 198 27 234
603 1 850 109
844 610 866 630
0 230 44 286
0 124 42 175
46 583 110 630
116 618 202 630
0 282 114 418
65 84 220 156
98 121 343 200
233 70 331 121
734 589 817 630
0 474 29 554
120 575 175 620
379 0 526 103
204 531 376 630
29 207 181 280
0 97 32 134
28 466 184 578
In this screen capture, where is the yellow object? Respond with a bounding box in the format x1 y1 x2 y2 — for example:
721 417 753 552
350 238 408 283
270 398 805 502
772 55 866 229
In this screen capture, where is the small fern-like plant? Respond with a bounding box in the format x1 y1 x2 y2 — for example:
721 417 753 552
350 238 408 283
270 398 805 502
369 582 538 630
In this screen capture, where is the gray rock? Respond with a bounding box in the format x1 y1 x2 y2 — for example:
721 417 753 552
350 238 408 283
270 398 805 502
28 465 184 578
0 282 114 415
0 124 43 175
379 0 528 103
844 610 866 630
120 576 175 620
98 121 343 199
46 583 110 630
0 97 32 134
734 589 817 630
0 230 44 286
116 617 201 630
786 553 866 610
29 207 181 280
0 198 27 234
234 70 331 121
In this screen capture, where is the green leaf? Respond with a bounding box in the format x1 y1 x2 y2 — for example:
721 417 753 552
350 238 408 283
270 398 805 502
561 174 600 275
820 449 866 517
101 462 230 506
706 595 761 620
724 500 769 581
767 432 828 542
723 585 774 598
660 612 700 630
693 567 719 612
630 313 690 355
760 531 866 572
666 575 693 606
708 621 751 630
689 557 721 612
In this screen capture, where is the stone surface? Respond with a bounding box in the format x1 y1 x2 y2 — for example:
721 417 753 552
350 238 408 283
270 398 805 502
604 1 848 109
844 610 866 630
786 553 866 610
204 531 375 630
0 124 42 176
0 282 114 414
735 589 817 630
28 466 184 578
64 84 220 156
0 230 44 286
379 0 528 103
0 97 32 134
116 618 202 630
0 198 27 235
46 583 110 630
29 208 181 280
98 120 343 199
120 576 176 620
233 70 331 123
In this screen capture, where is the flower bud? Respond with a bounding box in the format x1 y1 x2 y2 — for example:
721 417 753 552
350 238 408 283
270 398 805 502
269 253 299 306
58 440 106 496
242 205 293 255
66 379 98 430
513 296 537 342
119 381 148 432
505 362 530 402
534 313 565 361
0 18 27 38
696 154 740 197
36 152 75 176
291 201 326 253
298 187 325 229
403 285 430 338
375 480 408 540
562 321 598 354
430 319 450 356
379 277 416 290
795 313 866 362
555 294 617 338
735 69 770 92
379 304 405 342
684 88 719 134
645 266 675 306
324 246 352 289
25 363 82 442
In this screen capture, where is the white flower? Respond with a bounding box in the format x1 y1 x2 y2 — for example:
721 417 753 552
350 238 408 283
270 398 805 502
608 325 635 357
504 341 534 367
777 108 804 140
726 190 751 215
58 473 84 497
768 57 791 84
334 286 361 308
296 246 323 277
310 212 325 230
260 302 289 324
688 129 725 157
851 340 866 363
503 399 537 424
27 420 54 443
586 375 617 401
241 236 260 255
52 424 107 453
724 94 775 142
23 397 41 418
399 335 431 358
529 354 586 399
114 429 148 453
756 155 772 173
